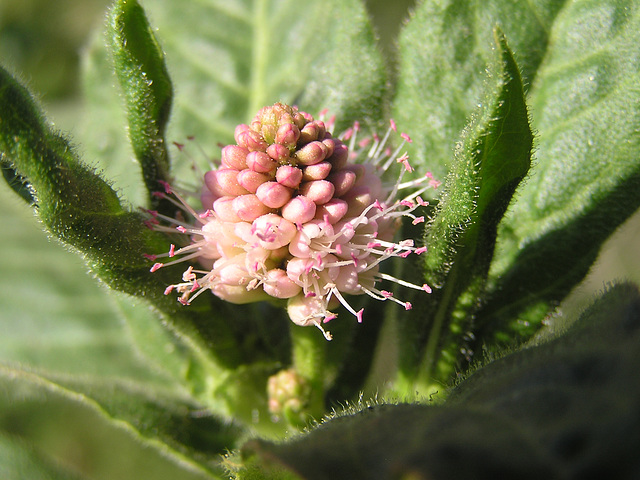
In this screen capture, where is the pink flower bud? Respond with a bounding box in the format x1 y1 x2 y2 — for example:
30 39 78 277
250 214 297 249
281 195 317 224
315 253 340 281
276 165 303 188
299 122 322 143
295 141 328 166
327 141 349 169
237 169 271 193
343 185 376 216
246 151 277 173
334 263 360 294
331 220 356 247
322 138 335 158
233 194 272 221
213 196 242 222
289 221 326 258
217 259 250 286
314 198 348 224
328 170 357 197
237 129 268 151
287 294 324 327
263 268 302 299
345 163 366 179
256 181 293 208
204 169 248 197
153 103 438 338
212 283 269 304
266 143 291 162
233 124 250 144
244 248 272 274
293 111 307 128
302 161 332 181
299 180 335 205
315 121 326 139
202 219 242 258
221 145 249 170
275 123 300 147
286 257 314 284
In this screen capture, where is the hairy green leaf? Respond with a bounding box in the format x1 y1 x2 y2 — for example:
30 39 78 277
244 404 559 480
0 186 242 475
395 30 532 393
0 367 232 479
108 0 173 209
0 65 286 375
242 283 640 480
0 63 164 280
393 0 566 177
477 0 640 346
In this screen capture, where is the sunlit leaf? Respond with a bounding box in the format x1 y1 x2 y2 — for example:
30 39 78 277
82 0 387 204
396 29 532 392
393 0 566 176
477 0 640 345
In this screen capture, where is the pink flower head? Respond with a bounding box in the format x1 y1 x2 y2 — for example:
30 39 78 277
148 104 436 340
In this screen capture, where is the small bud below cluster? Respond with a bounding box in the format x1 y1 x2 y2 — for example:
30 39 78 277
267 368 311 422
147 103 438 339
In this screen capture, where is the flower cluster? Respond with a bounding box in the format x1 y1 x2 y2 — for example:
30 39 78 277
147 103 438 339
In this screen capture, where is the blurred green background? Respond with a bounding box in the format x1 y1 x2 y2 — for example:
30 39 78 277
1 0 639 478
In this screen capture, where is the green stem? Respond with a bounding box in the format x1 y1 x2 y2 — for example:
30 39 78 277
394 261 461 400
290 324 327 421
416 263 459 392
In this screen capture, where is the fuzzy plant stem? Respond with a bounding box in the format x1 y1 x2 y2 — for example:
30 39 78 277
290 322 327 421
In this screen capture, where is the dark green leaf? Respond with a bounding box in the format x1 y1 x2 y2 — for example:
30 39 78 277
243 403 559 480
476 0 640 346
108 0 173 209
242 283 640 480
0 63 161 273
395 30 532 392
